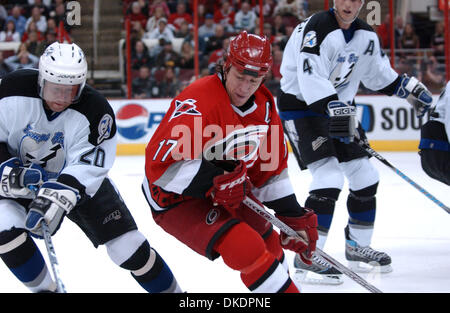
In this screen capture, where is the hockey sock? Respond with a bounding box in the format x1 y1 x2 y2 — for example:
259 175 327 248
305 188 340 249
214 222 299 293
120 240 181 293
346 183 378 247
0 228 55 292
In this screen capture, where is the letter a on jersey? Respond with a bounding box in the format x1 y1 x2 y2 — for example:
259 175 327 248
169 99 202 121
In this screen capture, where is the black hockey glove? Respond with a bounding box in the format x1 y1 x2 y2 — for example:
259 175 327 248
395 74 432 117
327 101 357 144
0 157 48 199
26 182 80 237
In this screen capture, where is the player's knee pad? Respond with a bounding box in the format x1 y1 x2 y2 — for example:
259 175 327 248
105 230 180 293
308 157 345 191
105 229 147 267
0 227 54 292
263 230 287 268
214 223 296 293
305 188 341 235
341 157 379 191
347 182 378 225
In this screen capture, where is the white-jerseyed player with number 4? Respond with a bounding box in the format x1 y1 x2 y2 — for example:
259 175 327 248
277 0 433 284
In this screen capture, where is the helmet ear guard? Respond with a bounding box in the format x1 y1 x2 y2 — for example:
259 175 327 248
224 30 273 78
38 42 88 103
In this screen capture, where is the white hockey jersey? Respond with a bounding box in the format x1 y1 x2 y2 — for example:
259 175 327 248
0 69 117 198
431 81 450 142
279 9 399 113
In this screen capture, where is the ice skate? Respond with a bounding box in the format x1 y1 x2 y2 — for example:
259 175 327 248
345 239 392 273
293 253 343 285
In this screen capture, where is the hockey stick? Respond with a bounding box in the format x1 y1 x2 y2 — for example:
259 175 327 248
41 221 67 293
243 196 383 293
355 138 450 214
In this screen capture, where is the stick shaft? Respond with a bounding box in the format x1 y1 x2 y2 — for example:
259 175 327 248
243 196 383 293
41 222 66 293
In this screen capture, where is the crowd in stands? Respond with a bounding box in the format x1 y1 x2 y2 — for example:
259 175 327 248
123 0 449 99
0 0 72 77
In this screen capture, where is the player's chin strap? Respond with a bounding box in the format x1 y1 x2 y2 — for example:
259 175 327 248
242 196 383 294
354 138 450 214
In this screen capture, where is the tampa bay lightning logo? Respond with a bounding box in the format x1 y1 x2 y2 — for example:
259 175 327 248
19 125 65 178
116 103 149 140
329 52 359 89
98 114 113 144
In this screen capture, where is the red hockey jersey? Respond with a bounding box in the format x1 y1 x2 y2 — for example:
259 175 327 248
144 74 296 211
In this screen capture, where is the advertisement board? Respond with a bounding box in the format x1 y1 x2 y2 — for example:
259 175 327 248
110 95 440 154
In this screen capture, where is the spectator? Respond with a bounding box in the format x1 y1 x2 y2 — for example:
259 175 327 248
0 4 7 31
198 13 216 40
422 56 446 93
24 31 42 56
174 20 191 39
21 21 44 43
271 48 283 82
145 5 167 33
214 1 235 34
160 66 181 98
132 65 154 99
394 15 404 48
149 37 168 59
0 51 10 78
6 5 27 37
26 5 47 34
35 30 57 56
144 17 175 43
46 17 57 34
0 20 21 42
204 24 227 54
131 40 152 70
178 41 194 69
254 0 276 18
377 13 391 49
207 37 229 73
126 1 148 29
262 22 275 44
149 0 171 18
272 13 286 37
168 2 192 31
234 1 257 33
26 0 50 19
50 1 70 33
399 23 419 50
154 40 180 69
4 46 39 71
431 21 445 63
273 0 306 21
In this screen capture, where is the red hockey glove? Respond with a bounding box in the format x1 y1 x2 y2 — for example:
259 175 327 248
207 160 251 213
277 209 318 265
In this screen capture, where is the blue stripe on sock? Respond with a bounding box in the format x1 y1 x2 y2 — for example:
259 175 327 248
139 260 174 293
317 214 333 230
10 250 45 283
349 209 376 224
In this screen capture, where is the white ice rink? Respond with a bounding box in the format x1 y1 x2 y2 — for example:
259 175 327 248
0 152 448 293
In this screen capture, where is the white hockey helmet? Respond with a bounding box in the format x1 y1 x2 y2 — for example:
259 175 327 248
38 42 87 103
333 0 365 24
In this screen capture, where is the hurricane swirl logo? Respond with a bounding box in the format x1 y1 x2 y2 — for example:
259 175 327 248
116 104 149 140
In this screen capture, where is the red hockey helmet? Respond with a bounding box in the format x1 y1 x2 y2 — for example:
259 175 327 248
224 31 272 77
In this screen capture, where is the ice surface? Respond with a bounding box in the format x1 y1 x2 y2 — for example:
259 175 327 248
0 152 448 293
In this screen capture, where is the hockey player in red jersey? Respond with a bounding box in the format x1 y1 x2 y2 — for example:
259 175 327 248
142 31 318 293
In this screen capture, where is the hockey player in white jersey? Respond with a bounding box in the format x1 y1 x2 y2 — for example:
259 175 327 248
277 0 433 284
419 81 450 185
0 42 181 293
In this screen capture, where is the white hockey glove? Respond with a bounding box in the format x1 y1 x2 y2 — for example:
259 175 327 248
327 101 357 144
395 74 433 117
25 182 80 237
0 158 48 199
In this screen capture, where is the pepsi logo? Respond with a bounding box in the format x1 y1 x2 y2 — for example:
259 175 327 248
116 103 149 140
